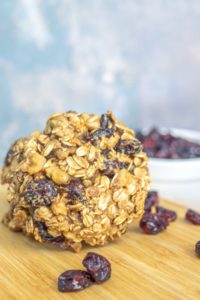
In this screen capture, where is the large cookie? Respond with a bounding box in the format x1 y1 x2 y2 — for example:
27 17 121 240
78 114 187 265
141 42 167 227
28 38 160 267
1 111 151 252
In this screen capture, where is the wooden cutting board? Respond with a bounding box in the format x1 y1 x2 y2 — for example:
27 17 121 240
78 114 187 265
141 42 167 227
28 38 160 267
0 184 200 300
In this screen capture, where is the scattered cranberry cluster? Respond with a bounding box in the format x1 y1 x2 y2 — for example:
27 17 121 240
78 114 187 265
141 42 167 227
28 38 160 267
58 252 111 292
136 128 200 159
140 191 200 257
185 209 200 225
139 191 177 234
57 192 200 293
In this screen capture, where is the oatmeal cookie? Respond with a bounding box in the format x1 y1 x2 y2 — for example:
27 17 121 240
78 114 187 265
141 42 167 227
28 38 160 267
1 111 151 252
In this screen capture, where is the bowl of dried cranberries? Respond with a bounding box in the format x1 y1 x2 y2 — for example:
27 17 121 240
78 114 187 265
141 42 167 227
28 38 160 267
136 127 200 181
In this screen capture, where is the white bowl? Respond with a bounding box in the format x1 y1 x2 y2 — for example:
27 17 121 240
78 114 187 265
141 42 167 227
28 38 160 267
148 128 200 182
143 128 200 209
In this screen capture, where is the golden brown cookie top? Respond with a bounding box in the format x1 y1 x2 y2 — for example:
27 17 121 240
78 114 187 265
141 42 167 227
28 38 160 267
2 111 147 186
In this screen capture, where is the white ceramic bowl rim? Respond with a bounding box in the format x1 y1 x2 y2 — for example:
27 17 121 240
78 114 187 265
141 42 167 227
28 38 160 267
142 127 200 162
145 127 200 182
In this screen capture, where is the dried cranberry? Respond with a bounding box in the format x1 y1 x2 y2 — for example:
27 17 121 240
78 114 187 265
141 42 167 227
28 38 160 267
156 206 177 223
195 241 200 257
100 113 110 129
114 139 142 155
144 191 159 212
104 160 119 169
185 209 200 225
24 179 57 207
35 221 65 244
4 148 14 166
66 179 84 202
135 130 144 143
90 128 114 140
140 213 168 234
119 163 129 170
102 159 128 178
104 159 128 170
4 140 20 166
58 270 94 292
82 252 111 284
136 127 200 159
101 149 110 158
101 169 115 178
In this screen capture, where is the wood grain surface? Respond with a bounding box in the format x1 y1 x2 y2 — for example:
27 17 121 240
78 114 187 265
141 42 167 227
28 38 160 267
0 183 200 300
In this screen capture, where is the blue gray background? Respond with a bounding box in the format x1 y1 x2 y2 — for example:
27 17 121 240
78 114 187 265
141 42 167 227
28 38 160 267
1 0 200 162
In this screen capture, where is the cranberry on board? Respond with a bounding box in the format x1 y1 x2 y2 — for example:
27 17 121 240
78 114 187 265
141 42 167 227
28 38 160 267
195 241 200 257
58 270 94 292
82 252 111 284
144 191 159 213
140 213 168 234
156 206 177 223
185 209 200 225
